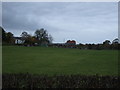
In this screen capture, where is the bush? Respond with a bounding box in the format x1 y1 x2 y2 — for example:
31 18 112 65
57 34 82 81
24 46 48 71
2 73 119 88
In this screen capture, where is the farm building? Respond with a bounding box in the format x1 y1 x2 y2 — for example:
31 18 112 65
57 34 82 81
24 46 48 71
65 40 76 48
14 37 25 44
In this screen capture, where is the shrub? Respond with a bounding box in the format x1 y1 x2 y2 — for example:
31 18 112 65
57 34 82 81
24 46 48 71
2 73 119 88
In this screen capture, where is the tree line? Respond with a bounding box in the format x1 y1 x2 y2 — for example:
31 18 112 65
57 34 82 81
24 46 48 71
0 26 119 50
1 26 53 46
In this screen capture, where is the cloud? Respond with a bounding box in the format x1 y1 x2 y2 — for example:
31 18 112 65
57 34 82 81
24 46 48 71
2 2 118 44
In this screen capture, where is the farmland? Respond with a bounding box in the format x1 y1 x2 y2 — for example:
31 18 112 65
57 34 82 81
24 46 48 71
2 46 118 76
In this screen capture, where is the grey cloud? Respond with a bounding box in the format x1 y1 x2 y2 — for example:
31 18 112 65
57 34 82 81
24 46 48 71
2 2 118 44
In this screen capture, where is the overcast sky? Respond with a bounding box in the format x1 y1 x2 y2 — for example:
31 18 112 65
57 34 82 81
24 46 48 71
2 2 118 44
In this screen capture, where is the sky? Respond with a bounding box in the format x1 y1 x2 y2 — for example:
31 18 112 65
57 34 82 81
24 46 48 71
2 2 118 44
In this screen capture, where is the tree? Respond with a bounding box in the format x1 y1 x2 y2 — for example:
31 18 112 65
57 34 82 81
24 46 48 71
21 31 29 39
102 40 111 49
111 38 119 50
0 26 7 42
112 38 119 44
21 31 33 46
24 34 32 45
0 26 14 44
6 32 14 44
103 40 111 45
34 28 53 45
48 34 53 44
21 31 30 43
31 36 37 45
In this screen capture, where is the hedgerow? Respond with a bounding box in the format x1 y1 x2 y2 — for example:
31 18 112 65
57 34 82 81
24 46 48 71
2 73 119 88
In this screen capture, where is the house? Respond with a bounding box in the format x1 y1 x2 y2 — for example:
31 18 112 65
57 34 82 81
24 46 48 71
14 37 25 44
66 40 76 48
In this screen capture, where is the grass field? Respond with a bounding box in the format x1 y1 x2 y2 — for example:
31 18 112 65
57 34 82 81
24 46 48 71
2 46 118 76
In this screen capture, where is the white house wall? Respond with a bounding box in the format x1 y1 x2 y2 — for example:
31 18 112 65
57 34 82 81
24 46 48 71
15 39 25 44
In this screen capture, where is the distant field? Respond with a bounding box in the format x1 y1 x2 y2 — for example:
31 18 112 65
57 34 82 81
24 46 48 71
2 46 118 75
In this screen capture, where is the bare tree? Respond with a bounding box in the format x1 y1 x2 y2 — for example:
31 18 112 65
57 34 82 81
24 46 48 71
34 28 53 45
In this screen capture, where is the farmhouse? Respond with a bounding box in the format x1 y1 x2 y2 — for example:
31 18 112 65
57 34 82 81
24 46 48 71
14 37 25 44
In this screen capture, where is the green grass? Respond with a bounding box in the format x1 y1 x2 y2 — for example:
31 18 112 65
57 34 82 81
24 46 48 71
2 46 118 75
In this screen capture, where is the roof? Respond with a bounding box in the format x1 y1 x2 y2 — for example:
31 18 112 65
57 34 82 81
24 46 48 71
66 40 76 43
14 37 22 39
